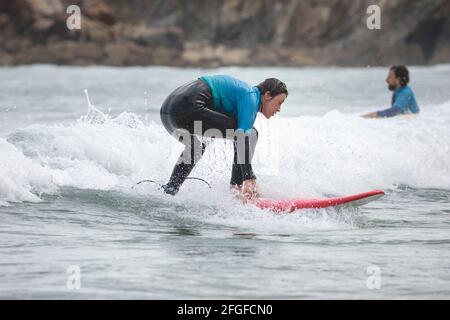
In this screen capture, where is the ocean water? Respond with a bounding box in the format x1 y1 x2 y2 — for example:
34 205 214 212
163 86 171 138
0 65 449 299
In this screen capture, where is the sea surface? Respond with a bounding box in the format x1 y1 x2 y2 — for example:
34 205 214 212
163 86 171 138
1 65 449 299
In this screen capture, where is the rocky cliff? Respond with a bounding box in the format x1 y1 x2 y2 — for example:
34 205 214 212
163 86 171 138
0 0 449 66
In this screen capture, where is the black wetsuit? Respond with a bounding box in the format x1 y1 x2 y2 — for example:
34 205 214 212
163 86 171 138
160 79 258 195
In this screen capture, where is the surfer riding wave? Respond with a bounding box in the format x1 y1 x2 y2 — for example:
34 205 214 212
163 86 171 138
160 75 288 200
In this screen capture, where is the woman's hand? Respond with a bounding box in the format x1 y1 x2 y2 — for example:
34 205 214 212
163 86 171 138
241 179 260 201
230 180 260 203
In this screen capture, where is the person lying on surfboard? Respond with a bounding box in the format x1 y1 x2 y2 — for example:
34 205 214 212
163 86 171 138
362 65 420 118
160 75 288 200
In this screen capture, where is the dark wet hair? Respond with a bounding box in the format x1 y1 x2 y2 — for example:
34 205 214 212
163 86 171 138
256 78 288 97
390 65 410 86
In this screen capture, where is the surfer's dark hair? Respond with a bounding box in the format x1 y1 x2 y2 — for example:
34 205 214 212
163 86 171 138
256 78 288 97
390 65 409 86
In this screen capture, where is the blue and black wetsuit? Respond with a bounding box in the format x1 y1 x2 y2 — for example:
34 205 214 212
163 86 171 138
377 85 420 117
160 75 261 195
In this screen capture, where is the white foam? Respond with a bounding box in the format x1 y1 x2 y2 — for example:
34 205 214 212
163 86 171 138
0 138 55 205
2 99 450 208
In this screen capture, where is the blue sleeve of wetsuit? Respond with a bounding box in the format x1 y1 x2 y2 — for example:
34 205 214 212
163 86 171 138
236 93 258 133
396 89 420 114
393 89 413 113
377 106 401 117
234 93 259 181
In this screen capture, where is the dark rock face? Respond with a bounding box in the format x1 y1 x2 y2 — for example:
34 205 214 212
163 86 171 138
0 0 449 66
141 0 450 66
0 0 185 66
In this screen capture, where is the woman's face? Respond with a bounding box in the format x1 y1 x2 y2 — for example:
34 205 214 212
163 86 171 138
261 92 287 119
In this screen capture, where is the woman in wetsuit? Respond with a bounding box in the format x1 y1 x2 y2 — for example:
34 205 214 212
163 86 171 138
160 75 288 199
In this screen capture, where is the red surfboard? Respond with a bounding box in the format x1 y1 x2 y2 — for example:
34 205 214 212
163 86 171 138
255 190 385 213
